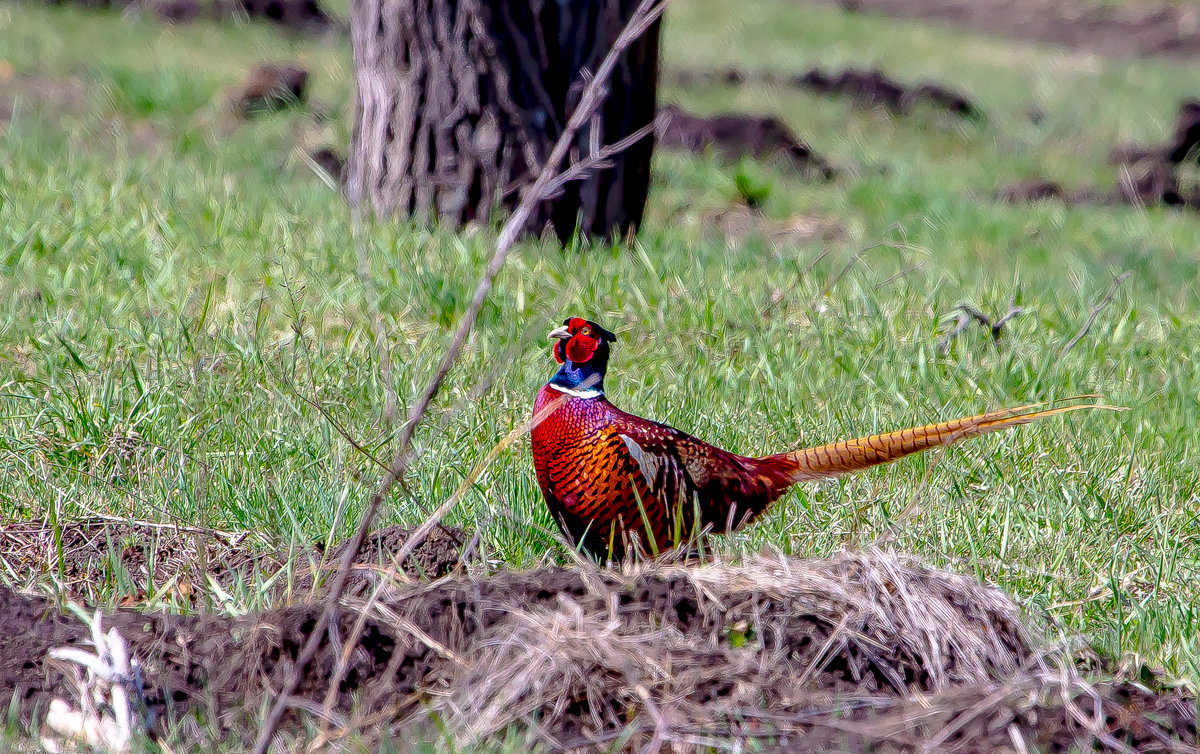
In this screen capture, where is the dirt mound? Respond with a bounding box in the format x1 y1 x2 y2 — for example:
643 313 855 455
305 522 474 593
3 550 1193 750
1112 99 1200 169
712 205 845 249
308 147 346 184
0 518 269 600
798 67 982 119
818 0 1200 59
0 72 88 129
229 63 309 118
658 104 836 180
1003 98 1200 210
42 0 337 31
0 519 472 603
671 67 983 120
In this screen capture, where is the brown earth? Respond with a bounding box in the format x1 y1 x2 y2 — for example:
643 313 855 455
658 104 836 181
310 103 839 189
670 67 983 120
819 0 1200 59
308 147 346 184
0 518 473 605
162 0 334 29
228 63 309 118
44 0 337 31
4 550 1195 750
710 205 846 251
1111 99 1200 168
0 72 88 129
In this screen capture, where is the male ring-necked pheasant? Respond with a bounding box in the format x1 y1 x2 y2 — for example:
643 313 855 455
531 316 1108 560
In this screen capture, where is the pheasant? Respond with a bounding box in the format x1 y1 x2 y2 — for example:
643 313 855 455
531 316 1110 561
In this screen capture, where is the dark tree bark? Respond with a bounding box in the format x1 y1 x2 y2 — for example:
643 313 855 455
346 0 661 243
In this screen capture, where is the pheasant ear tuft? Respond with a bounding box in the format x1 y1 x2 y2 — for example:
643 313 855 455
597 324 617 342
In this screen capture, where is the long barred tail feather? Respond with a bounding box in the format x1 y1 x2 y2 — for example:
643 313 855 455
763 397 1122 484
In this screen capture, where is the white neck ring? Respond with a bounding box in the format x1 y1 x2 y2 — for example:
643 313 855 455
548 383 603 399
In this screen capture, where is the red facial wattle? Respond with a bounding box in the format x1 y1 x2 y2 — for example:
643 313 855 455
565 334 599 363
551 317 605 364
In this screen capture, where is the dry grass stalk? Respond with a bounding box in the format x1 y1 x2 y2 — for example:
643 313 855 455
251 2 671 750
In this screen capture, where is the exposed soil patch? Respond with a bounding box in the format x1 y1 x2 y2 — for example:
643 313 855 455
670 67 983 120
798 67 982 119
1002 98 1200 210
314 103 837 188
228 63 309 118
0 519 472 604
308 147 345 184
658 104 836 180
3 551 1194 750
306 522 474 593
0 519 268 601
1111 99 1200 168
817 0 1200 59
41 0 337 32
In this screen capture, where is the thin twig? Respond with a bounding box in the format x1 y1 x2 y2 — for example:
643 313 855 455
1061 271 1132 355
278 275 393 473
763 236 916 318
541 118 660 201
291 389 390 472
812 241 881 308
759 247 830 317
937 297 1024 353
873 263 921 291
990 301 1025 336
249 3 669 751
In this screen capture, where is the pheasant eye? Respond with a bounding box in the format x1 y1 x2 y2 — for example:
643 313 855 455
581 327 591 336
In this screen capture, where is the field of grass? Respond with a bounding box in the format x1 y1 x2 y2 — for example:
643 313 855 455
1 0 1198 705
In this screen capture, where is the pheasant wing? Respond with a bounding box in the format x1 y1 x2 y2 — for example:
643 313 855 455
609 415 759 542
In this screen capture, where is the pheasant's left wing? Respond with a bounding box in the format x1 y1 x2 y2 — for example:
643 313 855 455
610 415 749 515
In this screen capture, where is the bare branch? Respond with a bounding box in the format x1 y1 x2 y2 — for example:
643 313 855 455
540 118 659 202
316 391 572 725
1061 271 1132 355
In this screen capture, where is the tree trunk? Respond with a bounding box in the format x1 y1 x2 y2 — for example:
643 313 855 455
346 0 661 243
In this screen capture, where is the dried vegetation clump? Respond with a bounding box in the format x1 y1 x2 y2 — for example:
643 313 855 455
439 551 1033 747
1 547 1194 750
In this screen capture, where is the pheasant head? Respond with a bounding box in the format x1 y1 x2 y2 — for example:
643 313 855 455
546 316 616 398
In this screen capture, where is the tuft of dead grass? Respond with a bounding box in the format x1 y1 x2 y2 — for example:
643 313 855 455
433 549 1035 747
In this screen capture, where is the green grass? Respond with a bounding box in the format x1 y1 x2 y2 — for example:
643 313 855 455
1 0 1199 707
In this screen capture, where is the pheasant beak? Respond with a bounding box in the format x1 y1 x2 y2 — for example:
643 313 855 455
547 325 572 340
